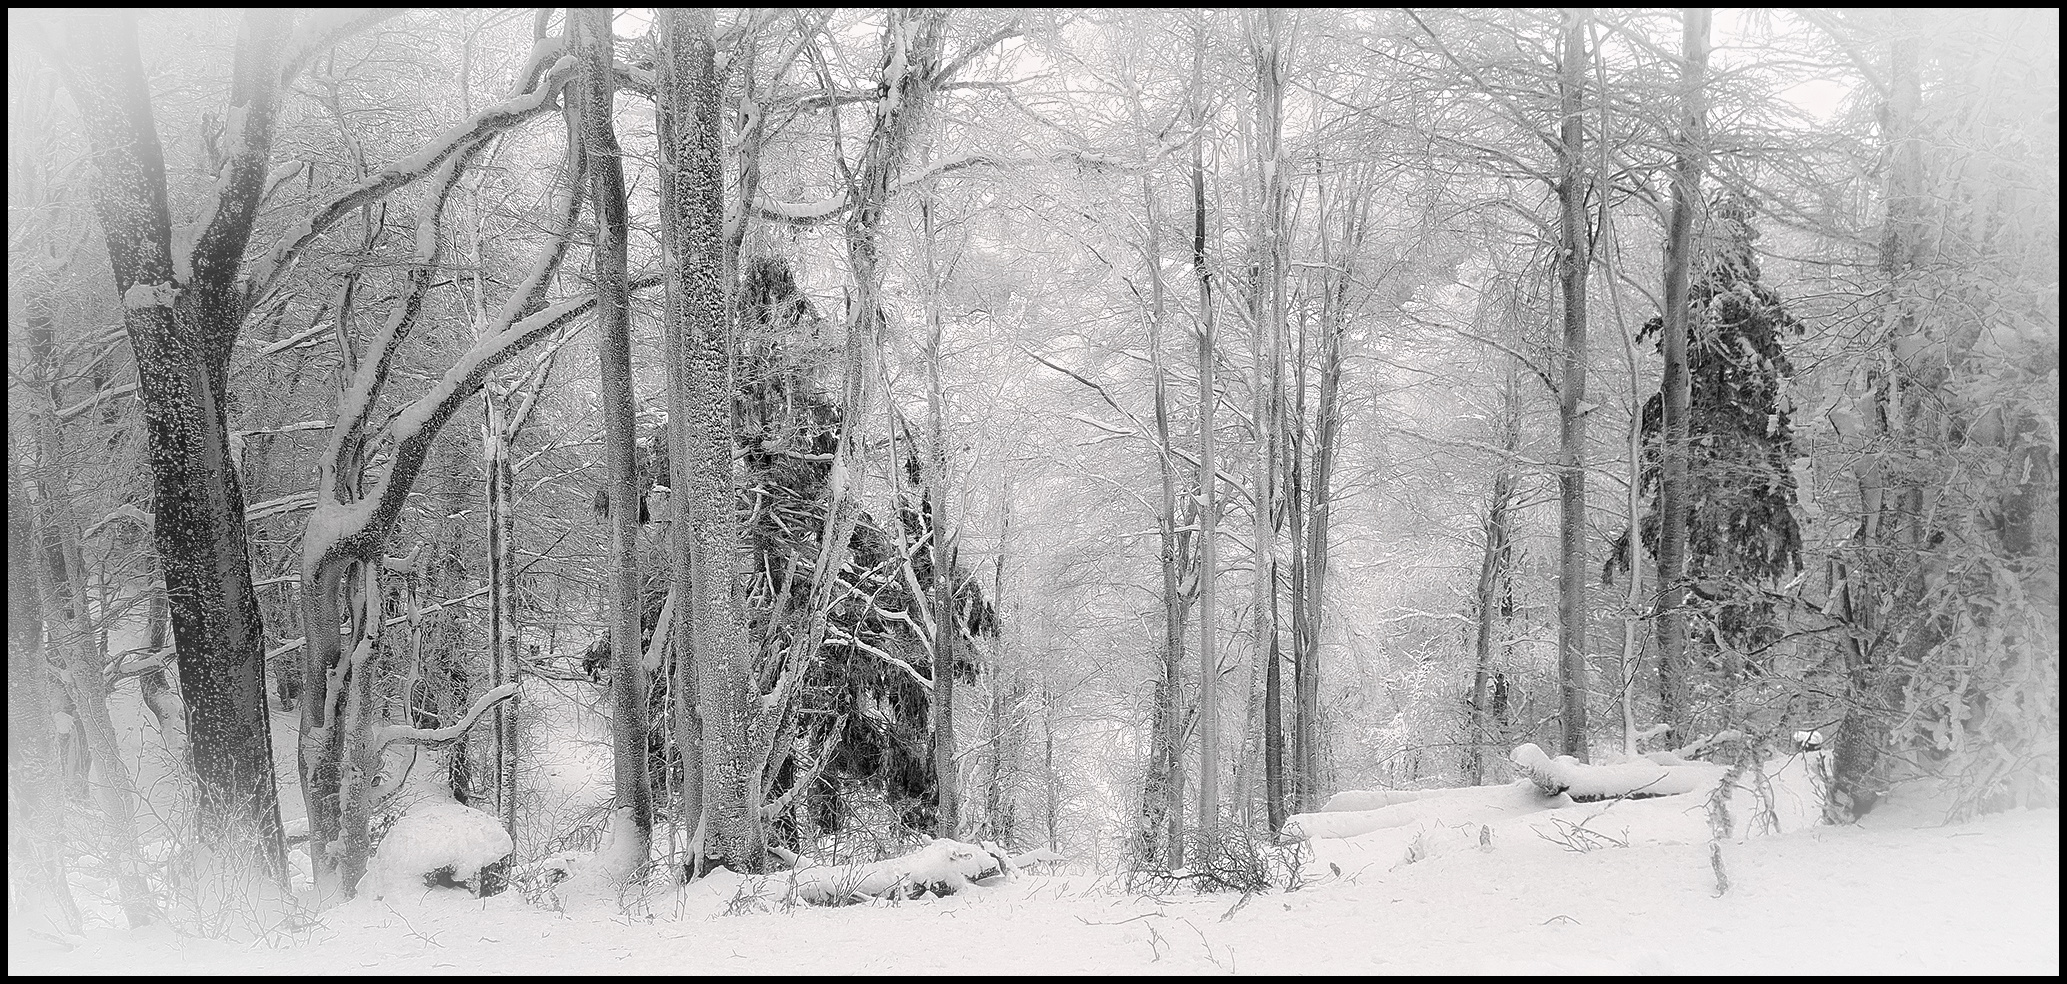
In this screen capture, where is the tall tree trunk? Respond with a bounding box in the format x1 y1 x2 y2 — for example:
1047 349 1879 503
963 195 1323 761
1299 165 1362 810
1043 682 1060 851
1249 8 1289 833
657 6 762 872
1188 11 1223 851
573 5 654 876
483 392 519 836
52 8 291 890
983 488 1025 845
1554 7 1594 761
8 476 85 936
920 181 960 838
1655 7 1710 746
1467 383 1518 784
1140 175 1191 867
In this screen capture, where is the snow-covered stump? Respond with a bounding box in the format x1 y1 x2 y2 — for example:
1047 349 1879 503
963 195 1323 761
356 798 513 902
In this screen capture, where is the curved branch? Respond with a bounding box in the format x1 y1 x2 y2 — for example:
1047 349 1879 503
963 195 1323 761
246 47 573 301
378 682 519 749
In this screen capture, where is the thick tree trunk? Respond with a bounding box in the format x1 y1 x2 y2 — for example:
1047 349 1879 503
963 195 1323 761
983 492 1026 845
1468 465 1516 784
573 6 655 877
53 9 291 890
657 6 763 872
1555 7 1594 761
1300 165 1365 808
1655 7 1710 746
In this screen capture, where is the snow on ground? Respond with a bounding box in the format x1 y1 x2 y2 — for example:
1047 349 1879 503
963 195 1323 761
50 587 2052 974
14 803 2056 975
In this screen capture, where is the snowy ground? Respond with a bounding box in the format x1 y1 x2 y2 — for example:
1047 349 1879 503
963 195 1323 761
13 801 2056 975
36 592 2053 974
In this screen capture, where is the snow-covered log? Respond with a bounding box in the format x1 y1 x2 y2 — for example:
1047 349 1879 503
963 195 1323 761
781 839 1010 903
1510 743 1727 801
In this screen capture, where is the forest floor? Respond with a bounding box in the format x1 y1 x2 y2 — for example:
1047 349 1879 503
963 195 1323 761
14 606 2057 975
11 792 2057 974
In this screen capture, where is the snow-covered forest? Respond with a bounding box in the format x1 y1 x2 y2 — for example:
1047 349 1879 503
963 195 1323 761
7 7 2057 974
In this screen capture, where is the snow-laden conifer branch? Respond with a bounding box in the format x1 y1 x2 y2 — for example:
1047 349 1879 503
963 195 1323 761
377 682 520 749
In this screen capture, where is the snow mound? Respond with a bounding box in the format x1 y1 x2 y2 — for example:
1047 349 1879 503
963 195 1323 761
1319 788 1441 813
1288 781 1568 841
358 798 512 900
1294 751 1830 877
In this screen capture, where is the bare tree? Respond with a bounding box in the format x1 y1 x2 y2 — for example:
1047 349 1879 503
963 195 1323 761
1654 7 1710 745
572 5 654 878
1554 7 1594 760
8 472 85 936
656 5 762 872
43 8 303 890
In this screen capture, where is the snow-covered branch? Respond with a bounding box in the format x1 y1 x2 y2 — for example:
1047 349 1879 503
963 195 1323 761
377 682 519 749
303 278 660 570
247 491 317 524
246 49 573 300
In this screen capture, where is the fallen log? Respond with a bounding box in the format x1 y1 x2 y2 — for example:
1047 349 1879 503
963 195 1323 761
781 838 1009 903
1509 743 1727 801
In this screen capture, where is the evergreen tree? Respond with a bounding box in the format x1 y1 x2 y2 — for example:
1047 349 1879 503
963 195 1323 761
1612 192 1806 702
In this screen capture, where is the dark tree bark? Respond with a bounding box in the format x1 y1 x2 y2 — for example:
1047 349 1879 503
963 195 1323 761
1250 8 1289 833
50 9 291 887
